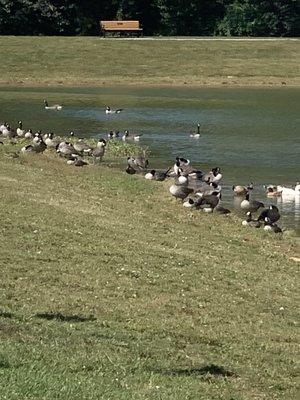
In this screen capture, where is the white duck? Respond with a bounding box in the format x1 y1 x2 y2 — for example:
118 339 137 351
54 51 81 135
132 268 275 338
44 99 63 111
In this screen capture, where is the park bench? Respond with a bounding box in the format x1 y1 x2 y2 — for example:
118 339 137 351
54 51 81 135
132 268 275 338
100 20 143 37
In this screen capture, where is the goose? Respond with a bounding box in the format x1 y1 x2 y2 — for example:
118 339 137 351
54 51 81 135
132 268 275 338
196 191 221 212
145 168 171 182
73 139 92 155
0 122 7 133
240 194 264 212
16 121 25 137
24 129 34 139
33 131 43 143
21 139 47 154
91 139 106 163
56 141 78 158
105 106 123 114
67 156 89 167
257 205 280 224
189 123 200 138
108 130 120 139
264 185 280 197
242 211 261 228
233 183 254 196
44 99 62 111
44 132 60 148
183 198 196 208
128 152 149 170
195 182 221 197
126 164 137 175
263 218 282 233
276 183 300 196
122 130 142 142
214 206 231 215
1 124 16 138
169 176 194 201
204 167 222 183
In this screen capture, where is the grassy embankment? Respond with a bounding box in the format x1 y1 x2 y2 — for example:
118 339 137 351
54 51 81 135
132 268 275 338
0 139 299 399
0 36 299 87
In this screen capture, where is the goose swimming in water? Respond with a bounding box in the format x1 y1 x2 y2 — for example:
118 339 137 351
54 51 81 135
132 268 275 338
233 183 254 196
105 106 123 115
189 123 201 138
122 130 142 142
44 99 63 111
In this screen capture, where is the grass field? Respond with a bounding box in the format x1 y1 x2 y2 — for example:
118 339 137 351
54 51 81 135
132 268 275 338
0 142 299 399
0 36 299 87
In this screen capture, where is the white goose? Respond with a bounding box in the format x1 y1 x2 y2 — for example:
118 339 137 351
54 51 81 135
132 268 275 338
277 183 300 197
44 99 63 111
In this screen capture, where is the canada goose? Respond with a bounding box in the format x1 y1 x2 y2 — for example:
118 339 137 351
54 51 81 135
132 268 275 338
189 123 200 138
122 130 142 142
128 152 149 170
242 211 261 227
263 218 282 233
240 194 264 212
126 164 136 175
276 183 300 196
169 180 194 201
1 124 16 138
232 183 254 196
91 139 106 163
183 198 196 208
44 132 60 148
67 157 89 167
105 106 123 114
0 122 7 133
24 129 34 139
108 130 120 139
73 139 92 155
196 191 221 211
16 121 25 137
21 139 47 154
204 167 222 183
145 168 171 182
44 99 62 111
195 181 221 197
57 141 78 158
257 205 280 224
214 206 231 215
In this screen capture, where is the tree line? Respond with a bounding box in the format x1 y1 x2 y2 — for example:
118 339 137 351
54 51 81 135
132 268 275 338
0 0 299 37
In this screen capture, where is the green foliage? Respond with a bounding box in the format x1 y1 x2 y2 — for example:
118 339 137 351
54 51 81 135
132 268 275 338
0 0 299 36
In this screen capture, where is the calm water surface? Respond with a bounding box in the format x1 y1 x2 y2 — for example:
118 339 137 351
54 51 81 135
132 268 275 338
1 86 299 232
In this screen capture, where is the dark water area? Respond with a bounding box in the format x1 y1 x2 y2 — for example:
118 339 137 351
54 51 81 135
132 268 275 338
1 86 299 233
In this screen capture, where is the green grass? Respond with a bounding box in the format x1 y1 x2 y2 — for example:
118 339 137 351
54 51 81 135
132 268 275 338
0 36 299 87
0 143 299 399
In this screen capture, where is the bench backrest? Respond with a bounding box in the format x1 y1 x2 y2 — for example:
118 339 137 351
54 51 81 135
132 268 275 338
100 21 141 30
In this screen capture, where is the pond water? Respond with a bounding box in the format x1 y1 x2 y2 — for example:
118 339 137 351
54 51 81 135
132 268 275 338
1 86 299 233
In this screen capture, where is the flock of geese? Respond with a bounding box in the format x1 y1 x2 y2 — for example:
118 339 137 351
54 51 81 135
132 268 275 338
1 101 299 234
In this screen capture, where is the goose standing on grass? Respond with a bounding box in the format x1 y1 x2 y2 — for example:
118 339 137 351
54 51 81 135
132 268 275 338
21 138 47 154
24 129 34 139
91 139 106 163
16 121 25 137
105 106 123 115
197 191 221 212
240 194 264 213
44 99 63 111
204 167 222 183
169 175 194 201
1 124 16 138
44 132 60 148
128 152 149 170
0 122 7 133
122 130 142 142
189 123 201 138
56 141 78 158
73 139 92 155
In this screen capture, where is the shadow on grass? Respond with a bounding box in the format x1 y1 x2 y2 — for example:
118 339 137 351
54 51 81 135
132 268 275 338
0 311 13 318
154 364 237 378
34 312 96 323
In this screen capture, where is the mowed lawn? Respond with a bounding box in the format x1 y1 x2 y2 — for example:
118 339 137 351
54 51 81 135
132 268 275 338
0 144 299 400
0 36 299 86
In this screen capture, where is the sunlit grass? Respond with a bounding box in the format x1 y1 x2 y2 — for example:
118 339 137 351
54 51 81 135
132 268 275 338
0 142 299 399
